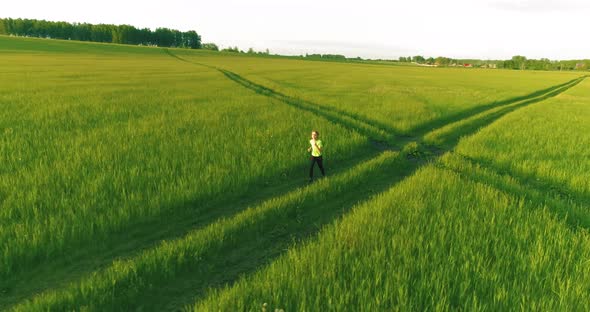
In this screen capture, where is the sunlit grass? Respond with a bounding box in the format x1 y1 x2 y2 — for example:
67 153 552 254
2 35 589 311
12 151 400 311
192 78 590 310
0 39 368 278
176 50 582 133
456 78 590 198
194 161 590 311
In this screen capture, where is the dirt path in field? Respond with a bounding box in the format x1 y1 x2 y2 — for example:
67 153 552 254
5 52 586 311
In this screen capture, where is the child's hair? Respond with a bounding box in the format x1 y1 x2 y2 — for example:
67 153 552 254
311 130 320 137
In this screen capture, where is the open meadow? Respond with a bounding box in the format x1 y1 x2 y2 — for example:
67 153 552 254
1 35 588 311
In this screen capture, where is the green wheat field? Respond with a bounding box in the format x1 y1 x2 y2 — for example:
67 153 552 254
1 35 589 311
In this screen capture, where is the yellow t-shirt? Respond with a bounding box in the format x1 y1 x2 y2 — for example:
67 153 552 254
310 139 323 157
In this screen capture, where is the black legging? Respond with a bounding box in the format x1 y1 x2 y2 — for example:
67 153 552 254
309 156 325 178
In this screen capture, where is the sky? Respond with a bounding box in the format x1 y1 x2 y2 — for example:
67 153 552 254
2 0 589 60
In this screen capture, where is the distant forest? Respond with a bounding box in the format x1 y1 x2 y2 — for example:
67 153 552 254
399 55 590 71
1 17 589 71
0 18 201 49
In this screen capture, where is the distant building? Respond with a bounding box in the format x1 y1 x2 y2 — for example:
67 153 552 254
463 63 473 68
480 63 498 69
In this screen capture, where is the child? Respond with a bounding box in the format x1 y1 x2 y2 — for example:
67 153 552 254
307 130 325 181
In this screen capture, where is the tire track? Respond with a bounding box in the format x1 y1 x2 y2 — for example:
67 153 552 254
218 69 392 144
423 76 586 148
408 76 584 137
164 49 585 152
164 49 395 146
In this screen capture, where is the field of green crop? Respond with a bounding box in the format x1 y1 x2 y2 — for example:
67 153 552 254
194 79 590 311
174 50 580 135
1 35 588 311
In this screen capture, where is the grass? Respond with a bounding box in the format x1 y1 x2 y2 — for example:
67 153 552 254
193 79 590 311
194 162 590 311
1 35 589 310
12 151 404 311
174 49 582 133
0 36 368 282
455 78 590 199
423 76 586 148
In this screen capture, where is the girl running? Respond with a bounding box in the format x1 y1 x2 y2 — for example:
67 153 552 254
307 130 325 182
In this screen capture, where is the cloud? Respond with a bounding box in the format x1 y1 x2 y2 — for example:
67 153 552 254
489 0 588 12
267 39 418 59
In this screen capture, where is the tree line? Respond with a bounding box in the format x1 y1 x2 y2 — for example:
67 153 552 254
0 18 201 49
1 18 587 70
500 55 589 71
217 46 271 55
304 54 348 60
399 55 589 71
